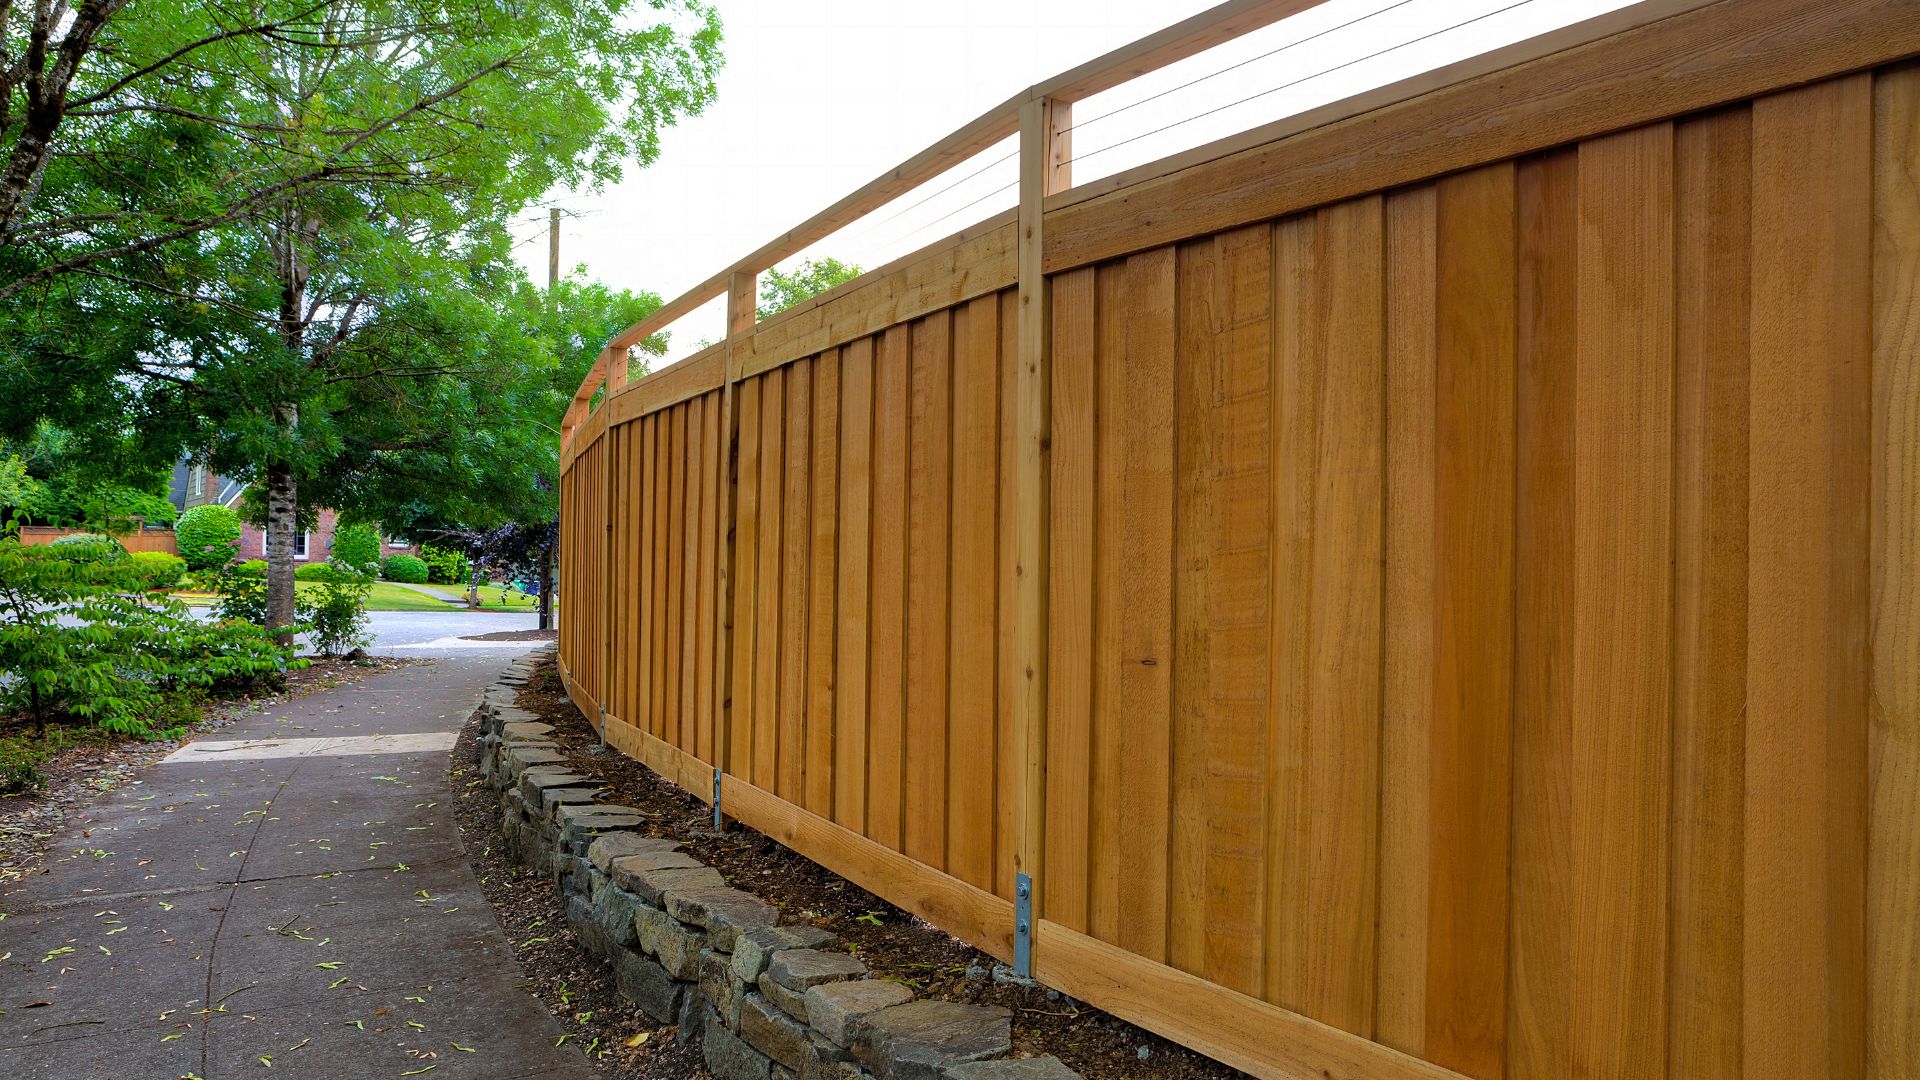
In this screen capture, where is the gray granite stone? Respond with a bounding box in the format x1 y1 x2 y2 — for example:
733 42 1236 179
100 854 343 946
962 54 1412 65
767 948 868 992
613 862 727 905
666 887 779 950
733 926 840 983
635 903 672 956
567 893 608 957
614 948 686 1024
590 883 646 953
588 832 681 872
740 993 813 1069
941 1058 1081 1080
705 1005 775 1080
540 785 605 815
701 947 748 1027
655 916 705 980
805 980 913 1046
849 1001 1012 1080
758 971 812 1021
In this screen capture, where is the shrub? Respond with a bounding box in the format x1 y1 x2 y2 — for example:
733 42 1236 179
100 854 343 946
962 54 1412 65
234 559 267 577
125 551 186 591
47 533 128 563
0 538 299 736
175 504 242 570
307 565 372 656
380 554 430 584
331 524 381 573
419 544 470 585
294 562 337 582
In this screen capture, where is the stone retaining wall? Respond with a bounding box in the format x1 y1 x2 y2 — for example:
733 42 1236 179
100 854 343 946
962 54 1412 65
475 650 1081 1080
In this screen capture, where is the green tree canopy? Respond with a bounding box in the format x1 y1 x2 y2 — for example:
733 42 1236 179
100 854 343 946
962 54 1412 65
757 257 862 320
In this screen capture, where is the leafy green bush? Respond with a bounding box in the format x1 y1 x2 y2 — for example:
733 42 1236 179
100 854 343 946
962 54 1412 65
380 554 430 584
47 533 128 563
0 538 299 736
307 565 372 656
330 524 382 573
294 562 337 582
234 559 267 577
125 551 186 591
419 544 470 585
175 504 242 570
213 562 271 624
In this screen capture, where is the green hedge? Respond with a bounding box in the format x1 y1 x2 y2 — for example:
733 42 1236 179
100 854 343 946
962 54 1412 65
234 559 267 577
125 550 186 591
380 554 430 584
294 562 337 582
331 524 381 571
175 504 242 570
47 533 128 563
419 544 470 585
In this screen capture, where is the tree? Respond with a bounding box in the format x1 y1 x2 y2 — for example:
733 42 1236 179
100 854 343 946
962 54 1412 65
757 257 862 320
5 425 175 532
1 0 723 641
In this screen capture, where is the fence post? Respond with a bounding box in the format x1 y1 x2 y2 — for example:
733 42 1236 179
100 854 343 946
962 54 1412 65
713 269 757 798
1013 93 1069 976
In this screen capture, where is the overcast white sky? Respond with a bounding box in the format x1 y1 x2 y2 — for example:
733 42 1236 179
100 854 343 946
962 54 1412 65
515 0 1643 352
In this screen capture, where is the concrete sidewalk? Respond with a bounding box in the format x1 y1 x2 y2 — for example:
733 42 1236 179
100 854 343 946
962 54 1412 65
0 653 594 1079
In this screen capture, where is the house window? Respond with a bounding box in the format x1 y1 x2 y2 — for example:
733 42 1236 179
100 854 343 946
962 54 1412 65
265 527 310 560
388 536 409 548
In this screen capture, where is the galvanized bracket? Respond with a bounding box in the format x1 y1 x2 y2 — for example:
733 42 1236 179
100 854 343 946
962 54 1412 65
597 703 607 747
1013 873 1033 977
712 768 725 831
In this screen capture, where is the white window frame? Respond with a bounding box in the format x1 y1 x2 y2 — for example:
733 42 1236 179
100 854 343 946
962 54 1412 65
264 526 311 561
388 536 409 549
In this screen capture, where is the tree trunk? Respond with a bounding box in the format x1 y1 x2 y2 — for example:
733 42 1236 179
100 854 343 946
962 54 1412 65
264 453 299 645
537 531 554 631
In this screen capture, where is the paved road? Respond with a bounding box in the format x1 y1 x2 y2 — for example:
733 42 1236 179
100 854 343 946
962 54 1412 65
0 642 589 1079
363 609 541 653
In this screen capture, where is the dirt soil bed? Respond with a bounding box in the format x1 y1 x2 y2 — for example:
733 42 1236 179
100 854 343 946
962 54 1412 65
480 654 1244 1080
0 654 417 886
462 628 559 642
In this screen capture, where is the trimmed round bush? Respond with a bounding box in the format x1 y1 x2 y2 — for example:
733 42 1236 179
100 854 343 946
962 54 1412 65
48 533 128 563
175 504 242 570
380 554 430 584
419 544 470 585
294 562 338 582
330 523 381 572
234 559 268 577
126 550 187 590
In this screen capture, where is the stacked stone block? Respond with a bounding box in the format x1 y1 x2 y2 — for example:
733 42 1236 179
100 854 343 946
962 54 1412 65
475 649 1080 1080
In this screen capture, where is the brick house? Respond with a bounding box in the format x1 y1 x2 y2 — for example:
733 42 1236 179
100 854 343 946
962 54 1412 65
168 461 418 563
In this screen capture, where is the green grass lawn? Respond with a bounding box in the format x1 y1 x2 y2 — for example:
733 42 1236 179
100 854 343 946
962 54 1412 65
175 580 538 613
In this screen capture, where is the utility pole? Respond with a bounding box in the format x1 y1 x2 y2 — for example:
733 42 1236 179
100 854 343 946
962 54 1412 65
540 205 561 632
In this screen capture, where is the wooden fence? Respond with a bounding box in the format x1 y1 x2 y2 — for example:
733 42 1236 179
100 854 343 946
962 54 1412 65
557 1 1920 1076
17 526 179 554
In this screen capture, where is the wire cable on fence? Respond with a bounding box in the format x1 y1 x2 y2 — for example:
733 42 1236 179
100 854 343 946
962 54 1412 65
1072 0 1547 168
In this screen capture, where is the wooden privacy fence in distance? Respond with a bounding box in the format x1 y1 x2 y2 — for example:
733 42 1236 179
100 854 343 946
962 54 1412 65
557 1 1920 1076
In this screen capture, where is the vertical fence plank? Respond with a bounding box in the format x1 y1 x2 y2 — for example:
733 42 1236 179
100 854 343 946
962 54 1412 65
1871 60 1920 1080
1088 262 1125 945
1117 248 1176 964
996 288 1023 902
905 312 953 869
838 339 877 832
730 380 764 774
868 325 910 848
950 295 1002 892
754 367 788 790
667 403 688 749
1378 182 1435 1057
698 394 721 762
1425 161 1516 1080
1168 239 1215 973
1508 146 1577 1080
808 350 842 818
1046 268 1096 932
1670 105 1751 1080
1747 74 1872 1080
1569 120 1676 1080
780 363 813 801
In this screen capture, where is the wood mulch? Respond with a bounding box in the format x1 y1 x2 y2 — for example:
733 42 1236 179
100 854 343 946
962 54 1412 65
470 655 1244 1080
0 655 417 887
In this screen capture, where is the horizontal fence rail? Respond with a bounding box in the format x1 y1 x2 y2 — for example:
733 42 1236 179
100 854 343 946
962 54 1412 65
557 1 1920 1076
